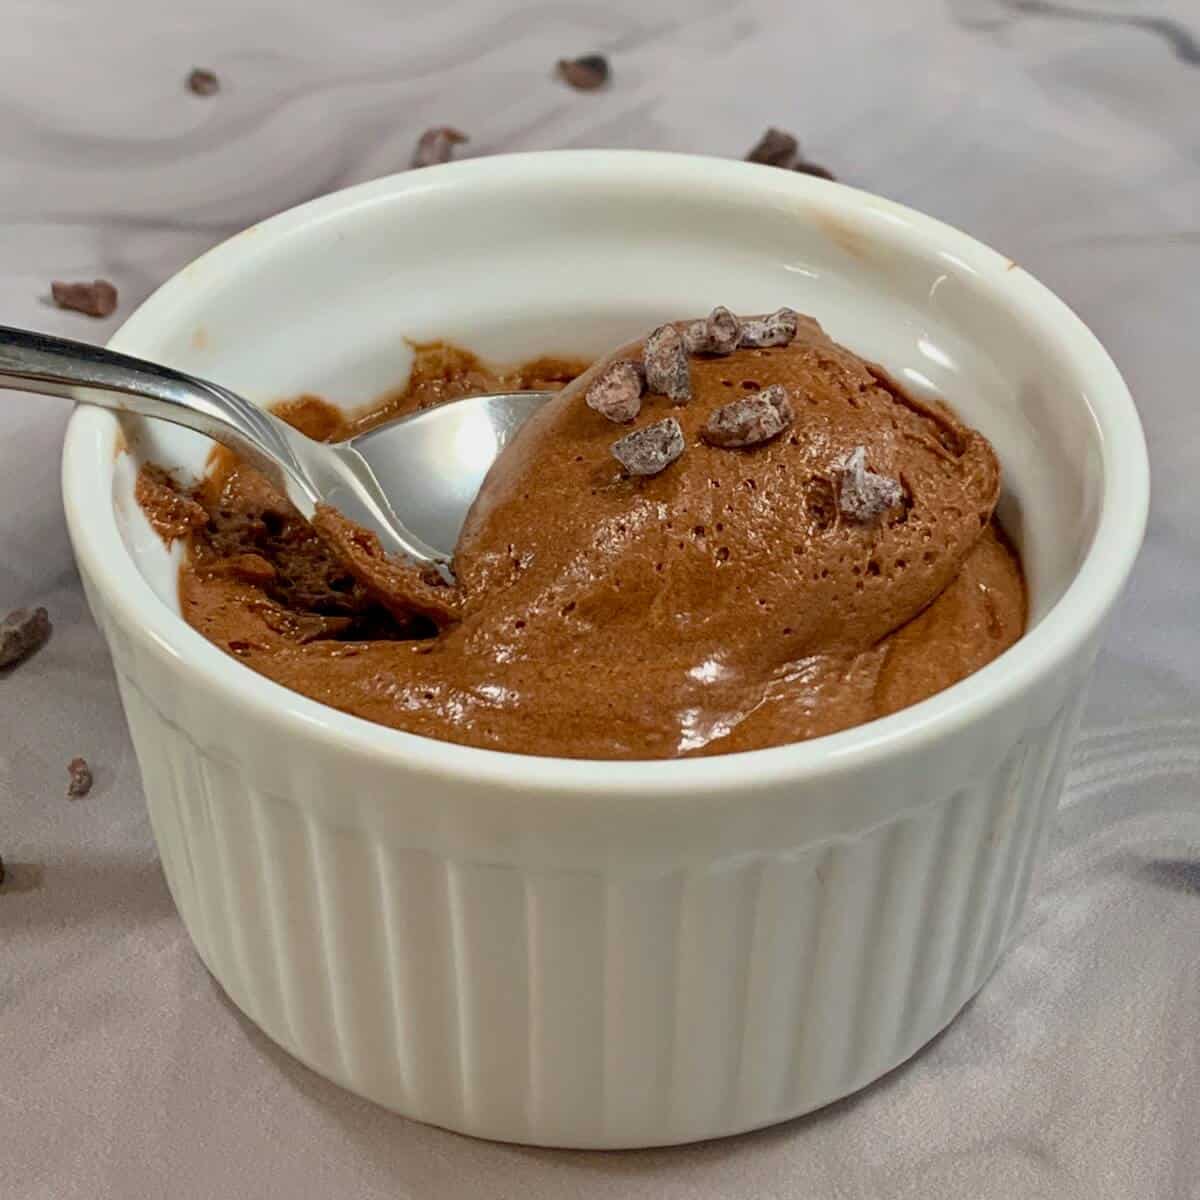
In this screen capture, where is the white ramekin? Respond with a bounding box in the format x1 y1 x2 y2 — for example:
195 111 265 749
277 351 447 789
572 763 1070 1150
62 152 1148 1148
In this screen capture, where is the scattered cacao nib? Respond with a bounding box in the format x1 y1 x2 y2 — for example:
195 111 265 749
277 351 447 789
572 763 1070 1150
0 607 51 669
837 446 904 522
739 307 799 348
745 127 799 167
586 360 644 423
794 159 835 181
67 757 93 799
50 280 118 318
683 306 742 356
0 853 5 888
557 54 610 91
744 128 836 181
702 385 794 448
411 126 469 169
187 68 220 96
642 324 691 404
611 417 685 477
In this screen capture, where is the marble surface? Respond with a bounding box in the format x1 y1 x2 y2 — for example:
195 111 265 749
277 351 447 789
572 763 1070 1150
3 1 1199 1196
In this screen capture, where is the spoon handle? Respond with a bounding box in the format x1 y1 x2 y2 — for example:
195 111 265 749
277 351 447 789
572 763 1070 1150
0 324 318 503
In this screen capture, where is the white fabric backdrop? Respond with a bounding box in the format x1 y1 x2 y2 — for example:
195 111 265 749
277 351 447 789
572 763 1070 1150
2 1 1198 1196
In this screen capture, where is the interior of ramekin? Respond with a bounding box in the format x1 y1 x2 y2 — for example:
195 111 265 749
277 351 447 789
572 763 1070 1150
62 150 1148 791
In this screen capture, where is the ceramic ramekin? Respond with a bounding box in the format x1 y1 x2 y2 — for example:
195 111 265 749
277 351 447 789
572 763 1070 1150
62 151 1148 1148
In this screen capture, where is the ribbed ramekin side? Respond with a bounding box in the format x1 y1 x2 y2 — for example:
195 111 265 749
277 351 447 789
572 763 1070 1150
104 623 1084 1148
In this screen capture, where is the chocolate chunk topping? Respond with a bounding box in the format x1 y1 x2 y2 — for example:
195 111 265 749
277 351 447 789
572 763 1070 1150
50 280 117 318
682 322 707 355
739 307 799 348
745 127 799 167
0 606 51 669
643 324 691 404
411 126 468 169
67 757 93 799
611 417 685 477
702 385 794 448
557 54 610 90
683 306 742 356
187 68 220 96
837 446 904 522
586 360 644 423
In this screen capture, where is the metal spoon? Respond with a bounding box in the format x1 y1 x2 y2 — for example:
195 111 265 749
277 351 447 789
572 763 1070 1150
0 325 552 569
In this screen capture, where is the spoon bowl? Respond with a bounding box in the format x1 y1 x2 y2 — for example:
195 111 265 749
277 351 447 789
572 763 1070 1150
0 324 551 568
319 389 551 563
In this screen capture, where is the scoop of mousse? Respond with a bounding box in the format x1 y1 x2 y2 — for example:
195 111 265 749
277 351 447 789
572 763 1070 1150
450 309 1002 678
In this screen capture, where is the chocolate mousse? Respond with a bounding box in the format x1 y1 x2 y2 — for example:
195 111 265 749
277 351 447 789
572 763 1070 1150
143 319 1025 759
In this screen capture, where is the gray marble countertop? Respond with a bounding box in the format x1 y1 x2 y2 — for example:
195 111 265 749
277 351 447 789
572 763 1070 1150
3 2 1199 1196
